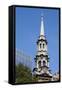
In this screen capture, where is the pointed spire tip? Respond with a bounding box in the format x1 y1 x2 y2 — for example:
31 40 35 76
40 14 45 36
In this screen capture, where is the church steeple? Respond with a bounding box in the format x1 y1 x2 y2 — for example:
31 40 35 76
40 16 45 36
33 14 52 82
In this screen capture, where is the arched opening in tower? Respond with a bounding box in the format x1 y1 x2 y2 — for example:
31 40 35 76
38 61 41 68
43 61 46 66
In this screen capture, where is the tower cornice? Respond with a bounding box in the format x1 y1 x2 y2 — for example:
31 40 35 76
35 54 49 60
37 38 48 45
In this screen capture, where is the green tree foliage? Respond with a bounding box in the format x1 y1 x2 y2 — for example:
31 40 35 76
32 75 39 82
15 63 33 83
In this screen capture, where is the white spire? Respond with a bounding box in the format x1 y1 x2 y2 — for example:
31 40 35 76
40 16 44 36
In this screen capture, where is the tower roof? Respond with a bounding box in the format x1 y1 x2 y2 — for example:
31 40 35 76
40 16 45 36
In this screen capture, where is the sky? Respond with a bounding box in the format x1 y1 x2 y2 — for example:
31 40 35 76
16 7 59 74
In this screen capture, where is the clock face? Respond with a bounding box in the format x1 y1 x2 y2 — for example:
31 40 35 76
43 67 47 73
